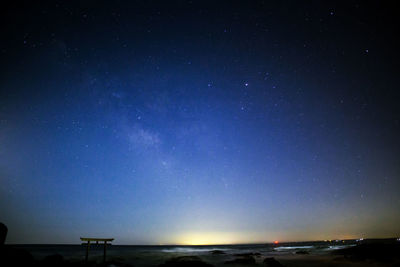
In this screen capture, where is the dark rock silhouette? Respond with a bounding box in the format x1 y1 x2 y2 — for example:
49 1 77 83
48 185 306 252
41 254 66 266
234 252 261 257
224 255 256 265
0 222 35 267
263 257 285 267
159 256 214 267
295 250 309 254
333 242 400 262
0 245 35 267
211 250 226 255
0 223 7 245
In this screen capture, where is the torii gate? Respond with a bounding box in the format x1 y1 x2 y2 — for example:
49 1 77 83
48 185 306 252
80 237 114 263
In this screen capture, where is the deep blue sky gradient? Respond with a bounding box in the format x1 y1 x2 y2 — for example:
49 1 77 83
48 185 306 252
0 1 399 244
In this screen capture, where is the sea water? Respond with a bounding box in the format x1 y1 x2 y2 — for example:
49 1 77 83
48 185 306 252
7 241 358 266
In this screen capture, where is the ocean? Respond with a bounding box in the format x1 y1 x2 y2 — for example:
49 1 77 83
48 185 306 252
7 240 359 266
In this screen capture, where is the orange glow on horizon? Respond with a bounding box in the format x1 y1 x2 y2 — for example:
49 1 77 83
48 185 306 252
177 232 238 245
274 240 279 244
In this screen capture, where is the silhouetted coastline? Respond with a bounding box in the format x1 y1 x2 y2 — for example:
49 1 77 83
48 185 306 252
2 222 400 266
2 240 400 266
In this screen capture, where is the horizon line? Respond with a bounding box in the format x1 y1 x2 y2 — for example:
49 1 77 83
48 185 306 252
6 237 399 246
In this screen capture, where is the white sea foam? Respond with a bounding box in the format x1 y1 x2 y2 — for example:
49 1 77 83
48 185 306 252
274 245 314 251
327 244 356 250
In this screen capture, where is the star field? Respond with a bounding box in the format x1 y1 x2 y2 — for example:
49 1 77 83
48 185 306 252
0 1 399 244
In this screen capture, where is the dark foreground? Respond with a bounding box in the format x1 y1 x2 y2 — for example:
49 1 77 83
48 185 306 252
2 239 400 267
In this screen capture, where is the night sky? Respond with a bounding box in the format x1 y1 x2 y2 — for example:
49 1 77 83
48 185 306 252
1 1 399 245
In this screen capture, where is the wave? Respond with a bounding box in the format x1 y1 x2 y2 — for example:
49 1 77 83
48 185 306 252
274 245 314 251
326 244 356 250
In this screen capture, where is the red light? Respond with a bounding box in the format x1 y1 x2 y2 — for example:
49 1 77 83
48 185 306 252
274 240 279 244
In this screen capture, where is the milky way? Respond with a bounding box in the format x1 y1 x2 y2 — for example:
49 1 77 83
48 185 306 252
0 1 399 244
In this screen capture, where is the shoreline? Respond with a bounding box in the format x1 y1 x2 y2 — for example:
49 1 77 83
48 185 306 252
2 240 399 267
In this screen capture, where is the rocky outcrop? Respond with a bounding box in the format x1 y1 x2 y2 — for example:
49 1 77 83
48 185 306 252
159 256 214 267
263 257 284 267
225 256 256 265
211 250 226 255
